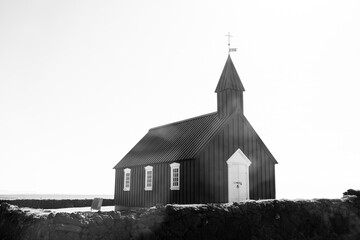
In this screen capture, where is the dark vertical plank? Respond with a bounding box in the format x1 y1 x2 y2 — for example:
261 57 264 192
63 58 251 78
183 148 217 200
240 92 243 112
181 160 186 204
234 114 239 148
261 150 266 199
227 90 231 115
239 116 243 150
162 164 166 204
157 165 160 204
131 168 135 207
249 131 254 199
266 157 270 199
194 158 199 203
136 167 140 207
222 126 228 203
140 166 144 207
217 131 223 203
245 124 250 156
217 128 225 202
213 139 218 203
229 118 234 156
165 163 170 204
114 170 118 205
190 160 194 203
186 160 191 203
256 141 261 199
269 162 274 199
153 165 157 205
151 166 155 206
199 152 204 203
132 167 136 207
204 148 209 203
259 143 264 199
214 137 219 203
273 166 276 199
225 91 228 116
264 152 268 199
250 135 255 200
163 164 167 204
214 133 223 203
186 160 189 203
207 141 213 203
183 161 186 203
115 170 119 206
127 181 130 206
156 165 159 205
160 164 164 204
120 170 123 204
119 170 123 206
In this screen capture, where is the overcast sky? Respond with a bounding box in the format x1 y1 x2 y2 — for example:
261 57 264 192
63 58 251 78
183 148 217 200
1 0 359 199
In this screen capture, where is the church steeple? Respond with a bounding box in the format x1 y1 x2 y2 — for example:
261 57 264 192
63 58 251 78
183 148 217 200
215 55 245 118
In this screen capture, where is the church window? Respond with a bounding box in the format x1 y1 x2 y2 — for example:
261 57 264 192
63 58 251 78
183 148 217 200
144 166 153 191
123 168 131 191
170 163 180 190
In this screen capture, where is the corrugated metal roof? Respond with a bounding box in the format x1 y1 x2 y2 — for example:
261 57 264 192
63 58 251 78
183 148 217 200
215 55 245 92
114 112 228 168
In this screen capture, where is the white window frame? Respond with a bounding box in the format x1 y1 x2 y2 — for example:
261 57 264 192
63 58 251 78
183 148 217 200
170 162 180 190
123 168 131 191
144 165 153 191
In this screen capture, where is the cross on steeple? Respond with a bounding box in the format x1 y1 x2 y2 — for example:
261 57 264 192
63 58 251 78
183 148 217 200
225 32 237 54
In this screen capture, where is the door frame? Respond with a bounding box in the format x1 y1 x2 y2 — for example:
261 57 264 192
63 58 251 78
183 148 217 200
226 148 252 202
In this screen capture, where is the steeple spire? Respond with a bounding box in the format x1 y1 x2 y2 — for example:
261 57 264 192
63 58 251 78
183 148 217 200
215 55 245 92
215 55 245 118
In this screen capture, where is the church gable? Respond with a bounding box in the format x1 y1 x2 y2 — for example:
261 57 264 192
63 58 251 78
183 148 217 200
194 110 277 202
197 109 276 165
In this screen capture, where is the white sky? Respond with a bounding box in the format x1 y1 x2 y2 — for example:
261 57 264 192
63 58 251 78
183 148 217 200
1 0 359 199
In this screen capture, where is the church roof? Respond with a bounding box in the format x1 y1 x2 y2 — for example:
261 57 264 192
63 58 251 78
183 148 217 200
114 110 277 168
114 112 229 168
215 55 245 92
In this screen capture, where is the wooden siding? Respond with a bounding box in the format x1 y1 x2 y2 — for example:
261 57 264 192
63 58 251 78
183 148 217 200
217 90 243 118
198 112 276 202
114 112 276 207
115 159 199 207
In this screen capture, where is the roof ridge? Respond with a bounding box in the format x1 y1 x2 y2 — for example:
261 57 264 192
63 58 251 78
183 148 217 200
149 112 217 131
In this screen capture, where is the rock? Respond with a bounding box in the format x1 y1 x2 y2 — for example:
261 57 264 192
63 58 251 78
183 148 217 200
102 214 114 227
53 223 82 233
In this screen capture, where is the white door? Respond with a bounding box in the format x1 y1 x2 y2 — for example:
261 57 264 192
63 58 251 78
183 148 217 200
227 149 251 202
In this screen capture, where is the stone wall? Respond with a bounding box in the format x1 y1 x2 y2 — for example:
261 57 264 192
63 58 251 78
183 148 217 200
0 199 114 209
1 197 360 240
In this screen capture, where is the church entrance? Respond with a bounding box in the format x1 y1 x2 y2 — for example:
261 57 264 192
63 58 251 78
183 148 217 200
227 149 251 202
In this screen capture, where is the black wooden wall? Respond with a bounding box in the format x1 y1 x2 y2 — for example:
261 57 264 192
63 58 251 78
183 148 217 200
115 159 198 207
217 89 243 118
196 112 275 203
114 113 276 207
